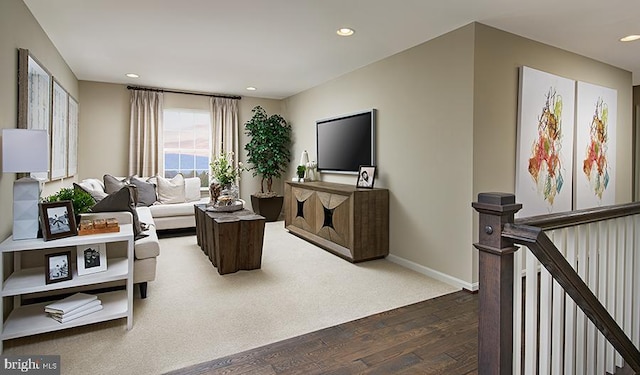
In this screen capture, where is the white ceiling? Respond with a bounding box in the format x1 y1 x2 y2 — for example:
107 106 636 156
24 0 640 99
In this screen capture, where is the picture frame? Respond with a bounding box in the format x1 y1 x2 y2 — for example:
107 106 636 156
17 48 52 182
51 79 69 180
356 166 376 189
76 243 108 276
39 201 77 241
45 251 72 284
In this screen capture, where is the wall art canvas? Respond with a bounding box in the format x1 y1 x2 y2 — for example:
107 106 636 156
515 66 575 218
51 79 68 180
575 81 616 209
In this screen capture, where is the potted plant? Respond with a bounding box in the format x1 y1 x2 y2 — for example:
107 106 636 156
244 105 292 221
296 165 306 181
210 151 244 202
44 187 95 227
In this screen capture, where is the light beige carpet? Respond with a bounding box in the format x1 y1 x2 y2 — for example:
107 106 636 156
4 222 458 374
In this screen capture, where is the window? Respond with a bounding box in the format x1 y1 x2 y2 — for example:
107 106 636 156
163 109 211 187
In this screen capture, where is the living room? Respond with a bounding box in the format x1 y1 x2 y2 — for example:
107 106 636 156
1 0 639 373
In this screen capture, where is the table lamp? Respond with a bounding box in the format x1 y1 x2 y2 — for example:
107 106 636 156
2 129 49 240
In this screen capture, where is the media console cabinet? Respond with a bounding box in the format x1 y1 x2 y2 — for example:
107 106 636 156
284 181 389 262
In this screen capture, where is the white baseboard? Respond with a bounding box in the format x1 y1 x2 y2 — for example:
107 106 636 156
386 254 479 292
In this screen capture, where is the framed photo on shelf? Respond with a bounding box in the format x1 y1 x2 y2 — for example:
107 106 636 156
76 243 107 276
45 251 72 284
356 166 376 189
39 201 77 241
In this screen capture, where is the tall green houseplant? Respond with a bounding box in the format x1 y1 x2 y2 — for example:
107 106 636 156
244 106 292 196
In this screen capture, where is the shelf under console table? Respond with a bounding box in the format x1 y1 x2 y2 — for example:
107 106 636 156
0 225 134 352
284 181 389 262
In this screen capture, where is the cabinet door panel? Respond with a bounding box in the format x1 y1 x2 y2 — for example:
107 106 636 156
315 192 350 248
290 187 316 232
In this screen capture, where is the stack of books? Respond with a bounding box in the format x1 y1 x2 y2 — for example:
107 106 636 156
45 293 103 323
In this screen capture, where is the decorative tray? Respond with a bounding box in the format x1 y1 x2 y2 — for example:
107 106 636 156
206 200 244 212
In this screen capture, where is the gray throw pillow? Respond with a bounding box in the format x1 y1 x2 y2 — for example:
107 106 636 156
129 176 157 207
91 186 143 238
103 174 128 194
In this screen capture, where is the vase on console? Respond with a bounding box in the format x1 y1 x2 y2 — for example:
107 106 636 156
221 183 239 200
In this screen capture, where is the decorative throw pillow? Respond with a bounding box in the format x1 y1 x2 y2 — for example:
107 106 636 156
91 186 143 238
103 174 129 194
184 177 202 202
130 176 157 207
76 179 108 202
156 174 186 204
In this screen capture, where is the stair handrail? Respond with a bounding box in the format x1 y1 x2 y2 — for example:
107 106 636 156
515 201 640 230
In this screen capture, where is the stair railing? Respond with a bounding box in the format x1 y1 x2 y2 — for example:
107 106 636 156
472 192 640 375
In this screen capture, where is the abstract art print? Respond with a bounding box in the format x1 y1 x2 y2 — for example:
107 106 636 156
575 81 616 209
515 66 575 218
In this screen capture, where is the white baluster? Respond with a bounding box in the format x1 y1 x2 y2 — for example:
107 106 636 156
525 247 539 375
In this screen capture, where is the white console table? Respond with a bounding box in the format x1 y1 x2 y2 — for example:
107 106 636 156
0 224 134 352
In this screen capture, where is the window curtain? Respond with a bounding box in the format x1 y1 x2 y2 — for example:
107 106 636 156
129 90 163 177
210 97 239 169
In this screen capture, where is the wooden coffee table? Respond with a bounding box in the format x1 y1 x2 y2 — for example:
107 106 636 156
194 204 266 275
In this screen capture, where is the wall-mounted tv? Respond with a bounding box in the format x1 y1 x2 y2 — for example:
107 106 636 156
316 109 376 174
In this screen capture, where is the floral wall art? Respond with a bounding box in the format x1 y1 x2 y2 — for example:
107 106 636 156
515 66 575 218
575 81 616 209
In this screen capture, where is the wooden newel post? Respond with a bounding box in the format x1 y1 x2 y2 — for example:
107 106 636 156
472 193 522 375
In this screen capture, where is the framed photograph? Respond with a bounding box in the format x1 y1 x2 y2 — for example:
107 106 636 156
356 166 376 189
17 48 52 182
77 243 107 276
39 201 77 241
51 79 69 180
45 251 72 284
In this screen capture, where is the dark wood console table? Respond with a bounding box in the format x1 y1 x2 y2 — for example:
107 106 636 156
194 204 266 275
284 181 389 262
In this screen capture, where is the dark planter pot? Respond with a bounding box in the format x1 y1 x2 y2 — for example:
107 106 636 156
251 195 284 222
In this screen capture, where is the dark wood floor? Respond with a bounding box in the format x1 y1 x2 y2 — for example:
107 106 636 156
166 291 478 375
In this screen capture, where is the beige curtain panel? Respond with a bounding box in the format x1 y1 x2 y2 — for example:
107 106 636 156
129 90 164 177
210 96 239 166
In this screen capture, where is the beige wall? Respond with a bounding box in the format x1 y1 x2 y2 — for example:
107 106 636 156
284 22 634 288
472 24 633 282
0 0 78 241
77 81 282 209
284 24 476 286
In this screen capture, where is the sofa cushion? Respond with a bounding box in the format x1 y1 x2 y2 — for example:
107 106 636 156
149 201 198 218
91 186 143 238
130 176 157 207
77 179 108 201
185 177 202 202
156 174 185 204
104 174 129 194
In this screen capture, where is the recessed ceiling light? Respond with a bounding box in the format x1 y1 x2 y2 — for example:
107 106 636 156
620 34 640 42
246 86 257 91
336 28 355 37
125 73 139 78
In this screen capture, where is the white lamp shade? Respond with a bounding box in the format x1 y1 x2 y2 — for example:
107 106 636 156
2 129 49 173
299 150 309 166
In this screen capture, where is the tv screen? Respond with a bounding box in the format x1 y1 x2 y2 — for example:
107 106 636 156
316 109 375 173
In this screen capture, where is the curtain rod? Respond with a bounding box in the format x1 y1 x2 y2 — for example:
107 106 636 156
126 85 241 100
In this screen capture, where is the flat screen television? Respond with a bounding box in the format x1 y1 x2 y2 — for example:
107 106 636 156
316 109 376 174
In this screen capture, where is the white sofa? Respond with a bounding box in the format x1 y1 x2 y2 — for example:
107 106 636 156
76 175 210 298
78 175 209 231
